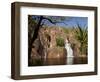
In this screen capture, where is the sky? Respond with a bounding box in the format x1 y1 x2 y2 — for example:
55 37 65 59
32 15 88 28
56 17 88 28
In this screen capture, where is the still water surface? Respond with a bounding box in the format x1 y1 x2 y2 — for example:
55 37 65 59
33 57 88 66
42 57 87 66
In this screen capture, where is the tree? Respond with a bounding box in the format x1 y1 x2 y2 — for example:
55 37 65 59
28 15 68 62
74 23 88 55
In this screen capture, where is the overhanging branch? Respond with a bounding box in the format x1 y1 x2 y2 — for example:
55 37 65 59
42 17 56 24
42 17 68 26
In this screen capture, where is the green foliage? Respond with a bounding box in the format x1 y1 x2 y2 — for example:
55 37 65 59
56 37 64 47
74 24 88 55
62 27 69 34
28 15 37 39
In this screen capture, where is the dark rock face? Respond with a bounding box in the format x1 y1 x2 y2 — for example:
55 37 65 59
71 43 80 57
47 47 67 59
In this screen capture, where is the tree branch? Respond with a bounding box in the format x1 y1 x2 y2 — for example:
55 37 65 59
42 17 68 25
42 17 56 24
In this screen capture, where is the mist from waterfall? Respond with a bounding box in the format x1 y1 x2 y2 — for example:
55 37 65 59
65 39 74 65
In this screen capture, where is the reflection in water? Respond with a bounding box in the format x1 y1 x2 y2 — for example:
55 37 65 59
73 57 88 64
67 57 74 65
45 57 66 65
41 57 87 66
29 57 87 66
33 57 88 66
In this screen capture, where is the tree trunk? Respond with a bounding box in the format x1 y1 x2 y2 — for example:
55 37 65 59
28 16 43 65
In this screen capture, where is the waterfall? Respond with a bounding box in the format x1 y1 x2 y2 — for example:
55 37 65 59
65 39 74 64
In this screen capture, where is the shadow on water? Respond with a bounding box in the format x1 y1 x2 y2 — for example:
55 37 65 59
29 57 87 66
73 57 88 64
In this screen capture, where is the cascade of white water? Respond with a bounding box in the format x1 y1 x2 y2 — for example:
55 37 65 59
65 39 74 64
65 39 73 57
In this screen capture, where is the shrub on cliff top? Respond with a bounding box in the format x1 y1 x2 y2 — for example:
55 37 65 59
56 37 64 47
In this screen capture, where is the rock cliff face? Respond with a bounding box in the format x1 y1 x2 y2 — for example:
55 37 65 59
38 26 67 59
29 26 81 66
